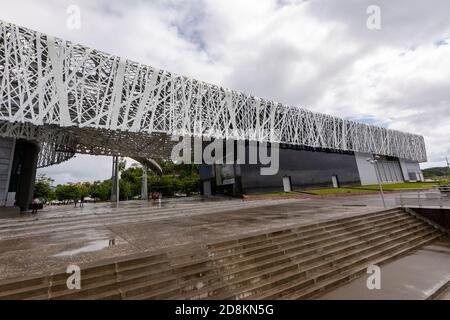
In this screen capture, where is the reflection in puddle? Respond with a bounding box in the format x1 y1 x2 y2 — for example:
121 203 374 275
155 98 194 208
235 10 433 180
54 239 116 257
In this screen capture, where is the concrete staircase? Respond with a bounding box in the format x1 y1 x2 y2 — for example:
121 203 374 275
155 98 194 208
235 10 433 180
427 280 450 300
0 208 444 300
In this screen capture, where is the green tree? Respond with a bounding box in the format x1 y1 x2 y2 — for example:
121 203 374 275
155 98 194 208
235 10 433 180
118 157 127 172
121 165 143 198
33 174 54 200
89 180 111 201
422 166 449 178
55 184 80 201
119 179 133 200
180 175 200 196
79 183 90 197
41 160 201 203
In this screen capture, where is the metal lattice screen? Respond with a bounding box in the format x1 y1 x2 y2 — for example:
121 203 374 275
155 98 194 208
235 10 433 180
0 20 427 166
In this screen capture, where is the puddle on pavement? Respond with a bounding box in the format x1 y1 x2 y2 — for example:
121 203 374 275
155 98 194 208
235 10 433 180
53 239 118 257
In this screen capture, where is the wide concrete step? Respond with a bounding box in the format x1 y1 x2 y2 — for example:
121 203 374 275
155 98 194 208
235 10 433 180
175 221 431 300
247 228 438 300
0 200 270 227
208 214 413 267
47 211 415 299
0 200 284 239
166 209 404 266
0 211 423 299
426 280 450 300
282 232 442 300
0 209 444 300
128 217 426 300
207 209 400 252
0 199 298 229
0 253 172 299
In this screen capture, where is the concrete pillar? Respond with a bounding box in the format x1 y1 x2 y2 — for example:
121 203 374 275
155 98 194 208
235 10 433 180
0 137 15 206
141 165 148 200
354 152 378 185
12 140 40 211
110 156 120 204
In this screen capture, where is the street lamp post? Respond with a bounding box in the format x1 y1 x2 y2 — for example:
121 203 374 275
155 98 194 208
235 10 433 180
446 156 450 179
111 155 120 208
141 165 148 200
367 156 387 208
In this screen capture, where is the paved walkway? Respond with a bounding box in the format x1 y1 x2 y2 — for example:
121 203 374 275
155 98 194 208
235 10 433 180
319 239 450 300
0 191 437 282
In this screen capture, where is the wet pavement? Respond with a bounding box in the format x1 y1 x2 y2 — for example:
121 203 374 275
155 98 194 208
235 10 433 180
0 191 447 292
318 238 450 300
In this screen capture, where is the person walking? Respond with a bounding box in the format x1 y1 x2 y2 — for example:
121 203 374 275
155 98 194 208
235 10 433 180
158 192 162 206
31 198 40 214
151 191 158 203
80 195 85 208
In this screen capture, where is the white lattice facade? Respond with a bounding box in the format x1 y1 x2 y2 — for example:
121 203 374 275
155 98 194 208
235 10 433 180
0 20 427 168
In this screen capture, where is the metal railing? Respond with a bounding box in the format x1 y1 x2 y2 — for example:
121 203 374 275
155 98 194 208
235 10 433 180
396 186 450 208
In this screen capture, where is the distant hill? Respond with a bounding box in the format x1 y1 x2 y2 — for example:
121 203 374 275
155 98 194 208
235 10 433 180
422 166 450 178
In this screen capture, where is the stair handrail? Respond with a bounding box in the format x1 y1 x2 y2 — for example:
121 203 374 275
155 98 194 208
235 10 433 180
403 207 449 235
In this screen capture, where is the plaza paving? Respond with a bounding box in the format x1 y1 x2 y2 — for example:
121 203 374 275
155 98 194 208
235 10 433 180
0 193 394 280
0 191 448 300
319 238 450 300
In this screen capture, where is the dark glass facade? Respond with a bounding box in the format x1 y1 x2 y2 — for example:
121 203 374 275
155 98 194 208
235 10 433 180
200 144 361 195
239 148 361 194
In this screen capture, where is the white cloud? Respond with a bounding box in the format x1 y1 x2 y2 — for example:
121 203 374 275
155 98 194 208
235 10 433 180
0 0 448 183
38 154 112 185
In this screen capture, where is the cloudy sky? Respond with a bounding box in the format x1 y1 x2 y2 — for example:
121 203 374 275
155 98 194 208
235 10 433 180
1 0 449 184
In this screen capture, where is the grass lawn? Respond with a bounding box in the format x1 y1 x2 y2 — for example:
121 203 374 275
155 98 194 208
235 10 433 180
351 182 436 191
303 188 374 195
248 182 437 197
